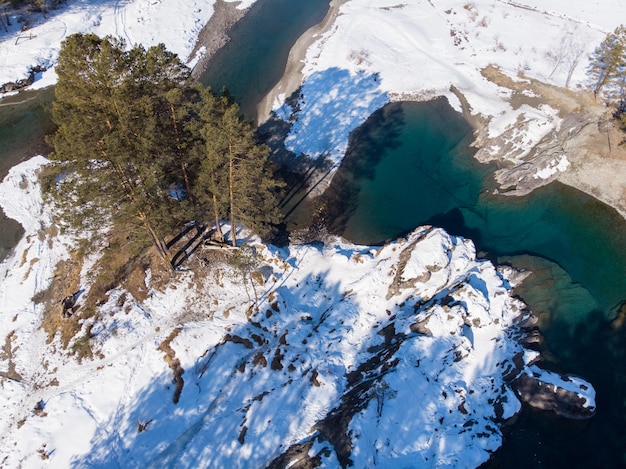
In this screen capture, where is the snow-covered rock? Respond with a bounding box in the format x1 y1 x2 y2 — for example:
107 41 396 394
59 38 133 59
0 157 592 468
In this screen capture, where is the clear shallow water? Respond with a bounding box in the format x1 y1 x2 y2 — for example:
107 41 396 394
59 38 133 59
199 0 330 121
0 87 54 262
321 99 626 467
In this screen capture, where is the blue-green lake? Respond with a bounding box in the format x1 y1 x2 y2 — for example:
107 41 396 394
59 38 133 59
320 99 626 467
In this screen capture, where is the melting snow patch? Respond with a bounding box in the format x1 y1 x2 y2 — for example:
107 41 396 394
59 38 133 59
534 155 570 179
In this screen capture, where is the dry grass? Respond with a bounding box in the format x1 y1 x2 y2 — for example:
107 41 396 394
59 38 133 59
33 223 173 360
159 327 185 404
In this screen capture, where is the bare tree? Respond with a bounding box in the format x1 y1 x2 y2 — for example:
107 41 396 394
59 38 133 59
546 26 589 88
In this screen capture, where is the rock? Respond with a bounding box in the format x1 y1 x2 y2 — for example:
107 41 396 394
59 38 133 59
518 328 543 346
515 312 539 330
511 366 596 419
0 65 46 94
611 301 626 330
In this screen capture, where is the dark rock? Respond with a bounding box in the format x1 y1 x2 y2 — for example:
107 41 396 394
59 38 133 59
511 371 595 419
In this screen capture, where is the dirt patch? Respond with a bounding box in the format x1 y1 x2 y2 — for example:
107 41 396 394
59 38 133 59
0 330 24 382
473 65 626 218
34 224 171 355
35 253 84 349
386 228 432 300
158 327 185 404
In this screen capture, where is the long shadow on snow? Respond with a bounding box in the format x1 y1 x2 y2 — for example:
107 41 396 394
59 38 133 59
71 239 519 468
70 269 351 468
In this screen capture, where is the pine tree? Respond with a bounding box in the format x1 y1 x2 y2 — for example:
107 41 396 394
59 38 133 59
196 98 283 247
200 88 230 241
49 34 196 263
588 25 626 100
50 33 285 264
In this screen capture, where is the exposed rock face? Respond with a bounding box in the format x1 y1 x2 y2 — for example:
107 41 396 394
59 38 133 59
0 66 45 93
511 367 596 419
492 112 593 196
473 111 594 196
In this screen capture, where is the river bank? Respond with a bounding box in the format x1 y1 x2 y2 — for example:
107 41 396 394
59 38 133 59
189 0 249 80
256 0 347 122
257 0 626 223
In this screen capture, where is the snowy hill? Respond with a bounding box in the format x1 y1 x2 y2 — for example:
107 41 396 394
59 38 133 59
0 157 594 467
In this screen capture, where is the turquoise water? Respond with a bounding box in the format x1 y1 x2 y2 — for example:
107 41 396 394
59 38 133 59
321 99 626 467
0 87 54 262
199 0 330 121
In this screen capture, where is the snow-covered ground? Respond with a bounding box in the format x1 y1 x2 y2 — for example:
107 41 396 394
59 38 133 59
0 0 257 90
0 0 611 467
0 157 594 467
273 0 626 181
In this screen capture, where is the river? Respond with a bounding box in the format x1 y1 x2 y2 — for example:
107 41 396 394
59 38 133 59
0 87 54 262
198 0 330 121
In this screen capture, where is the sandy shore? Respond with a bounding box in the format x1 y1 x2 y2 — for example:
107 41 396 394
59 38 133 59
189 0 248 79
256 0 347 123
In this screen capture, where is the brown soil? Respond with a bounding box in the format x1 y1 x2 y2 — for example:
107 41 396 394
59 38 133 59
0 330 23 382
478 65 626 219
34 224 172 357
36 252 84 350
158 327 185 404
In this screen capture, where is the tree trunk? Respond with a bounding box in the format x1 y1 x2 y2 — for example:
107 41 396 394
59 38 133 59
169 102 194 202
228 141 237 247
212 193 224 242
141 212 172 265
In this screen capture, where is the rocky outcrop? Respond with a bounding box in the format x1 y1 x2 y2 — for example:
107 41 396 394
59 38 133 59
511 366 596 419
501 112 590 192
1 65 46 94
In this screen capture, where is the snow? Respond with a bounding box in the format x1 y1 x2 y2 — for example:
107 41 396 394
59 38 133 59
1 157 547 467
534 154 571 179
0 0 614 466
277 68 388 164
0 0 257 89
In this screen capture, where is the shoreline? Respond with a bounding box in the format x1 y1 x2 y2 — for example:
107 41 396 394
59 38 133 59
258 8 626 221
189 0 249 80
256 0 347 124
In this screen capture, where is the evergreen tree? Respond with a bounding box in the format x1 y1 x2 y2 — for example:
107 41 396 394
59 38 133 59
50 32 285 266
197 99 284 247
192 85 230 242
49 33 196 262
588 25 626 100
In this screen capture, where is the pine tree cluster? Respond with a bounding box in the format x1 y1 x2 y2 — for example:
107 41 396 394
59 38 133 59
588 25 626 127
48 33 284 263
